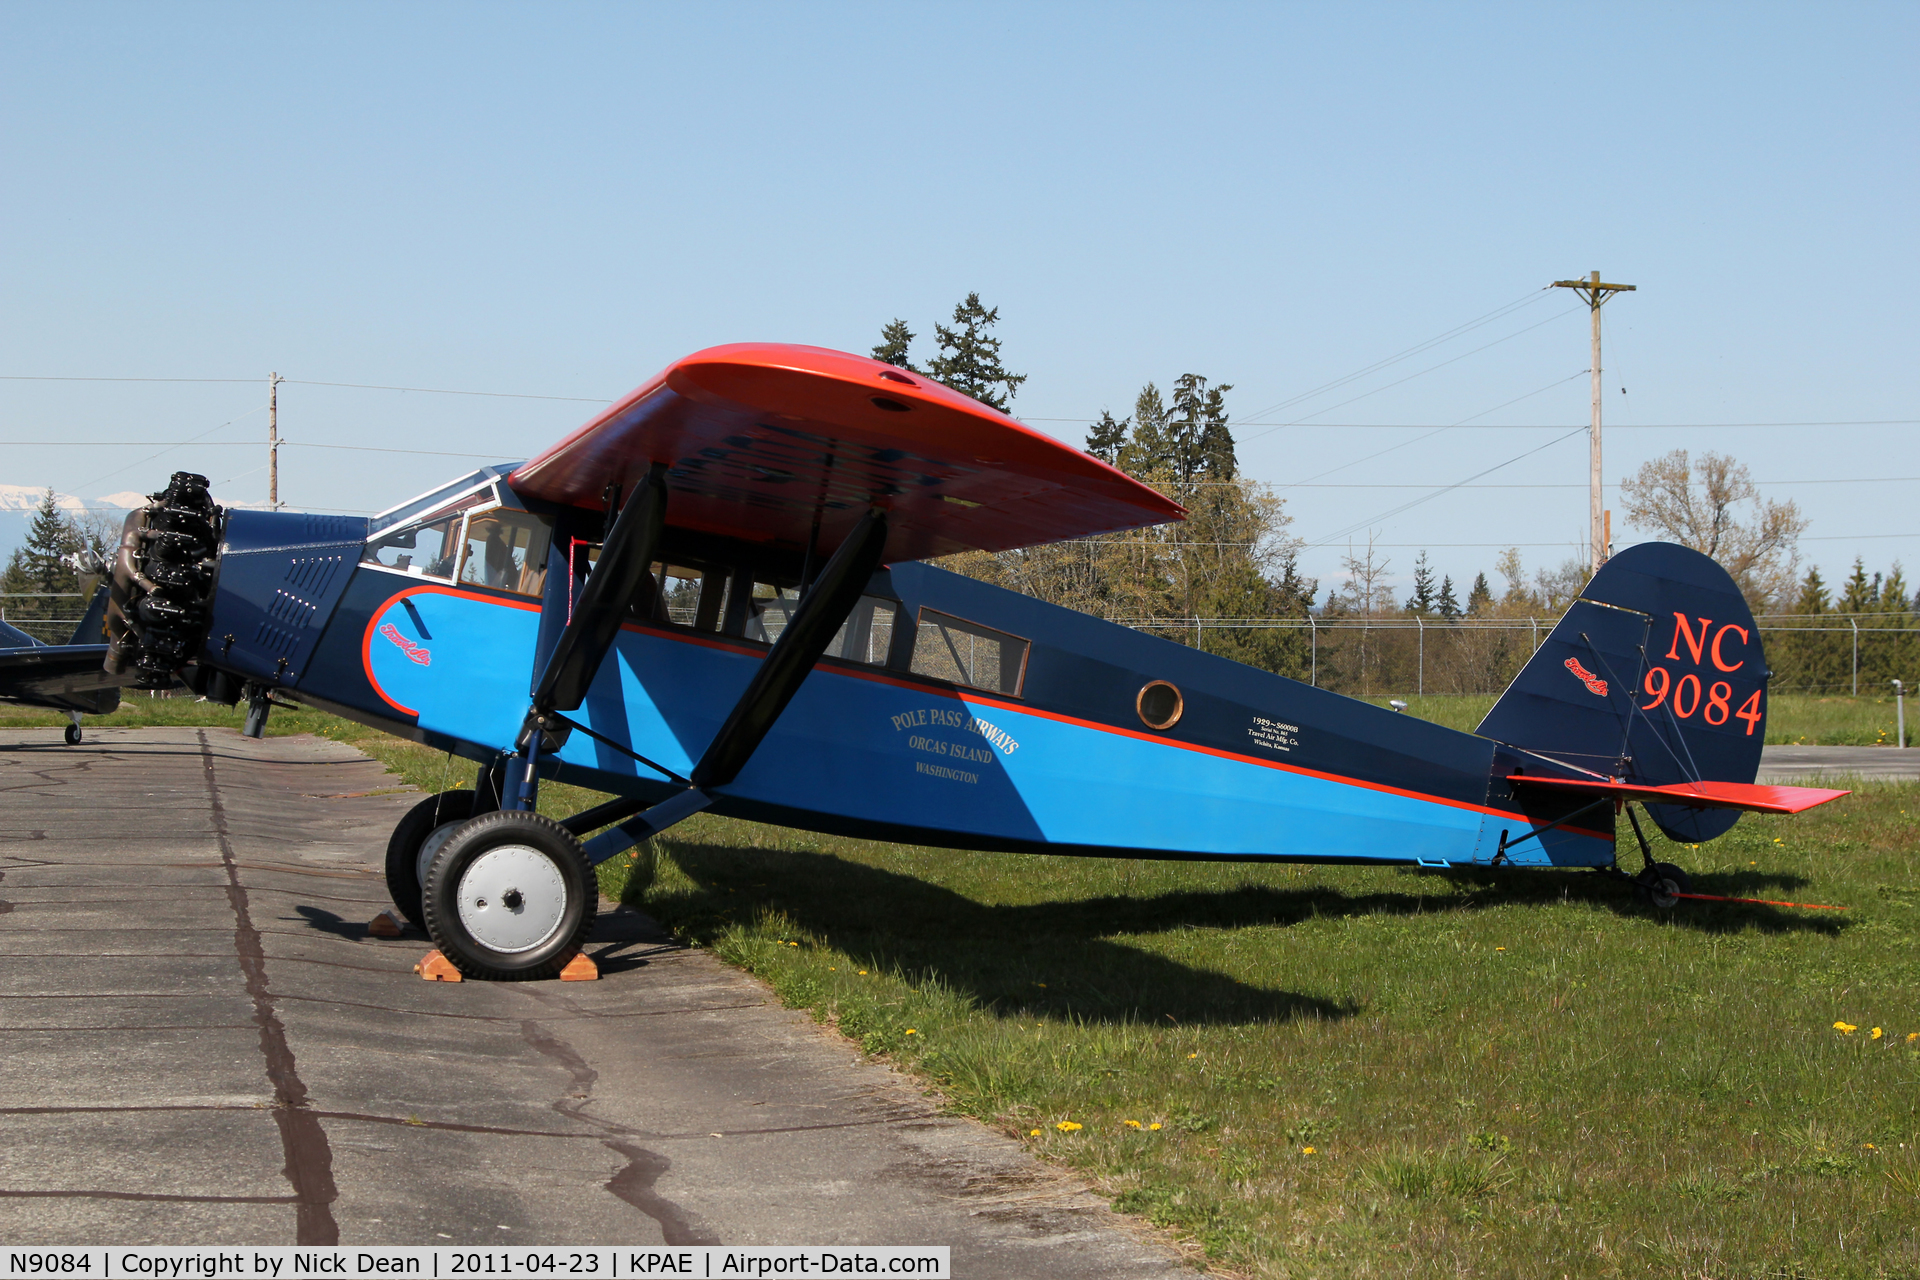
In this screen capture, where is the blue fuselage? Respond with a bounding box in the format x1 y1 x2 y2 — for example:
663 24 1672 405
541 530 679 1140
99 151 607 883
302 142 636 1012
206 502 1612 869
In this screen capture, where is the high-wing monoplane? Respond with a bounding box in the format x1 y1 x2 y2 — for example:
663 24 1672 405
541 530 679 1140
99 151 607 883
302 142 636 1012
101 344 1848 979
1 584 120 743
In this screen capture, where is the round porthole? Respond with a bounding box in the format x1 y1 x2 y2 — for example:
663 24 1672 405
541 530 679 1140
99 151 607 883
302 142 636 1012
1137 680 1183 730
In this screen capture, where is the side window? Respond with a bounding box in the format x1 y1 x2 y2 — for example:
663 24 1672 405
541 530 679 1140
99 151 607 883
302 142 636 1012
910 609 1029 696
457 511 553 597
361 514 462 579
742 589 898 667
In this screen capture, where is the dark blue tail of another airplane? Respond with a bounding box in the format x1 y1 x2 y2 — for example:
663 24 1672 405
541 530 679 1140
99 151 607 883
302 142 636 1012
1476 542 1768 842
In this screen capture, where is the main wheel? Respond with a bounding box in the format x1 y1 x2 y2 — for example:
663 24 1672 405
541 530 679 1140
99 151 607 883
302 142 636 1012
422 810 596 981
384 791 476 930
63 723 82 746
1636 861 1692 910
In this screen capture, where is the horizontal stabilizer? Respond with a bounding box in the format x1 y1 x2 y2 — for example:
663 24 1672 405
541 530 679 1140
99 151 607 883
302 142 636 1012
1507 774 1848 815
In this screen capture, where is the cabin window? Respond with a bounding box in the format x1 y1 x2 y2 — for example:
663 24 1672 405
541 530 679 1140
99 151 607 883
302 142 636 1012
910 609 1029 696
362 510 468 579
745 589 898 666
1136 680 1183 730
456 510 553 596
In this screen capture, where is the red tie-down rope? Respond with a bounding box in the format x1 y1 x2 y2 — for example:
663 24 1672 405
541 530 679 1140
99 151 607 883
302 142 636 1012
1671 891 1846 910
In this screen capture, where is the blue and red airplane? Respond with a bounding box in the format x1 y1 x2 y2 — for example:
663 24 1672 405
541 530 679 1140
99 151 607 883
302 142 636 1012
101 344 1847 979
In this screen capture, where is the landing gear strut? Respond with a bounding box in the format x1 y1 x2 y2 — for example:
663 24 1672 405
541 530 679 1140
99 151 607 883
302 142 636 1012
1624 802 1691 910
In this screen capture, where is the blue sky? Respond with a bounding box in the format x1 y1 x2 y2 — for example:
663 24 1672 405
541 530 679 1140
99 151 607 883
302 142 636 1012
2 2 1913 599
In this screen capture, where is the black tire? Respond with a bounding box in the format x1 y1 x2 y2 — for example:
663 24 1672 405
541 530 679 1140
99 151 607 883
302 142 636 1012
1636 861 1692 910
422 810 596 981
384 791 476 930
63 723 81 746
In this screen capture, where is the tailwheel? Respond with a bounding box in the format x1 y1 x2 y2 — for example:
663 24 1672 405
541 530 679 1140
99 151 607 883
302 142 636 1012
422 810 596 981
384 791 476 930
1636 861 1692 910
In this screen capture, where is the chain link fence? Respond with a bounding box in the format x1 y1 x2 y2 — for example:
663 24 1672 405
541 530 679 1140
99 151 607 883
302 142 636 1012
1113 613 1918 699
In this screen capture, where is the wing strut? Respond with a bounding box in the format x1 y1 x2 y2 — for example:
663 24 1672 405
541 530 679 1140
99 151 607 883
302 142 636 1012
532 462 668 714
578 505 891 862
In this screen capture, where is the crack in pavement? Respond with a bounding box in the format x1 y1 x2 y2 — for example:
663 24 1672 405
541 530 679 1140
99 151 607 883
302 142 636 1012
519 1019 719 1245
197 729 340 1245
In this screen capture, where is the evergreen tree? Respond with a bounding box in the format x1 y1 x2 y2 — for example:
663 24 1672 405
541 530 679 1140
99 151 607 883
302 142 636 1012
1465 572 1493 617
1436 574 1460 620
1794 566 1829 614
1879 563 1909 613
871 319 919 371
1842 558 1874 613
1407 551 1436 615
0 489 86 639
926 293 1026 411
1085 410 1129 464
1119 384 1173 476
1168 373 1235 481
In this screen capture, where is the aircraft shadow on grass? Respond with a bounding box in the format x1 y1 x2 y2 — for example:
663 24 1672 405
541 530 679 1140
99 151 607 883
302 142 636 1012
651 842 1846 1024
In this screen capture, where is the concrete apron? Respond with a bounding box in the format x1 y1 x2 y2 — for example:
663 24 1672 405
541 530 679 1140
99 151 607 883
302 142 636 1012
0 727 1187 1276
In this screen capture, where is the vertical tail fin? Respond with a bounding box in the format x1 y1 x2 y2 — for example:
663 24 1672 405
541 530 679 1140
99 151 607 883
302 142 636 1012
1476 543 1768 842
68 582 111 646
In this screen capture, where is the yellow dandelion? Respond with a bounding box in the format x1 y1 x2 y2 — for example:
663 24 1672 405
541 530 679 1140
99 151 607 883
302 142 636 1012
1056 1120 1082 1133
859 970 868 976
1909 1032 1920 1043
1865 1143 1878 1150
1749 861 1757 866
1302 1146 1317 1155
1834 1021 1858 1034
1187 1052 1199 1059
1123 1119 1141 1129
1149 1123 1162 1131
790 941 800 947
1495 946 1506 952
1029 1128 1041 1137
904 1029 917 1036
1871 1027 1884 1040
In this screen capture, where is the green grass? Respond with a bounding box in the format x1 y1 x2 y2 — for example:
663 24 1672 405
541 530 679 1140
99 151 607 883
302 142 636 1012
1359 691 1911 746
9 698 1919 1274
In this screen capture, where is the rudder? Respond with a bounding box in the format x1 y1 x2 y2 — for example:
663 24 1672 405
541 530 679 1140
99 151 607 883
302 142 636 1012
1475 542 1769 842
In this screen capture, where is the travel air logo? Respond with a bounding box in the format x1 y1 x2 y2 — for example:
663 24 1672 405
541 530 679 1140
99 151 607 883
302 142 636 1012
1563 658 1608 698
379 623 431 667
1640 613 1761 734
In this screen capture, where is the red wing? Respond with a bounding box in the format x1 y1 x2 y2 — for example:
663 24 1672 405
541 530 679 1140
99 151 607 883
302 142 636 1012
1506 774 1849 815
510 343 1185 562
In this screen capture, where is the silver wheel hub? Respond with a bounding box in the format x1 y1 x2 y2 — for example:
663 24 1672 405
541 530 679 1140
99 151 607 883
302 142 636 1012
455 844 568 953
417 820 466 888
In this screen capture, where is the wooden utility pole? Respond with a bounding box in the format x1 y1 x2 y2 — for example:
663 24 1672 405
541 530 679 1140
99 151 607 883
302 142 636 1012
1550 271 1634 574
268 372 282 510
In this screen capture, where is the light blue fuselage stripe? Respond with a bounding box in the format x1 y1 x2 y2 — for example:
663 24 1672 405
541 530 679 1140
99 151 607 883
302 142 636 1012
363 590 1606 867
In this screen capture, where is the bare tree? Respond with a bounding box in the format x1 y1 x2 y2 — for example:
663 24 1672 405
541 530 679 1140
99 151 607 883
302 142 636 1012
1619 449 1807 608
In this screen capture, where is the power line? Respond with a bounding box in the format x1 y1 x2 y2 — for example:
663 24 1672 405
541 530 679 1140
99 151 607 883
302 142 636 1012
1024 418 1920 429
0 375 257 384
284 379 609 403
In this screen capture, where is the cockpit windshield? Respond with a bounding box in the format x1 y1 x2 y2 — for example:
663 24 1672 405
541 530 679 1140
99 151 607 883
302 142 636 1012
367 465 520 536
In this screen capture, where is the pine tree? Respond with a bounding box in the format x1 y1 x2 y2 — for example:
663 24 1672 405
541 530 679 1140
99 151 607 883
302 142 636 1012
926 293 1026 411
1119 384 1172 476
1085 410 1129 463
1436 574 1460 619
1407 551 1436 615
1842 558 1874 613
0 489 84 639
1794 566 1829 614
871 319 919 371
1879 563 1909 613
1465 572 1493 617
1168 374 1235 481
